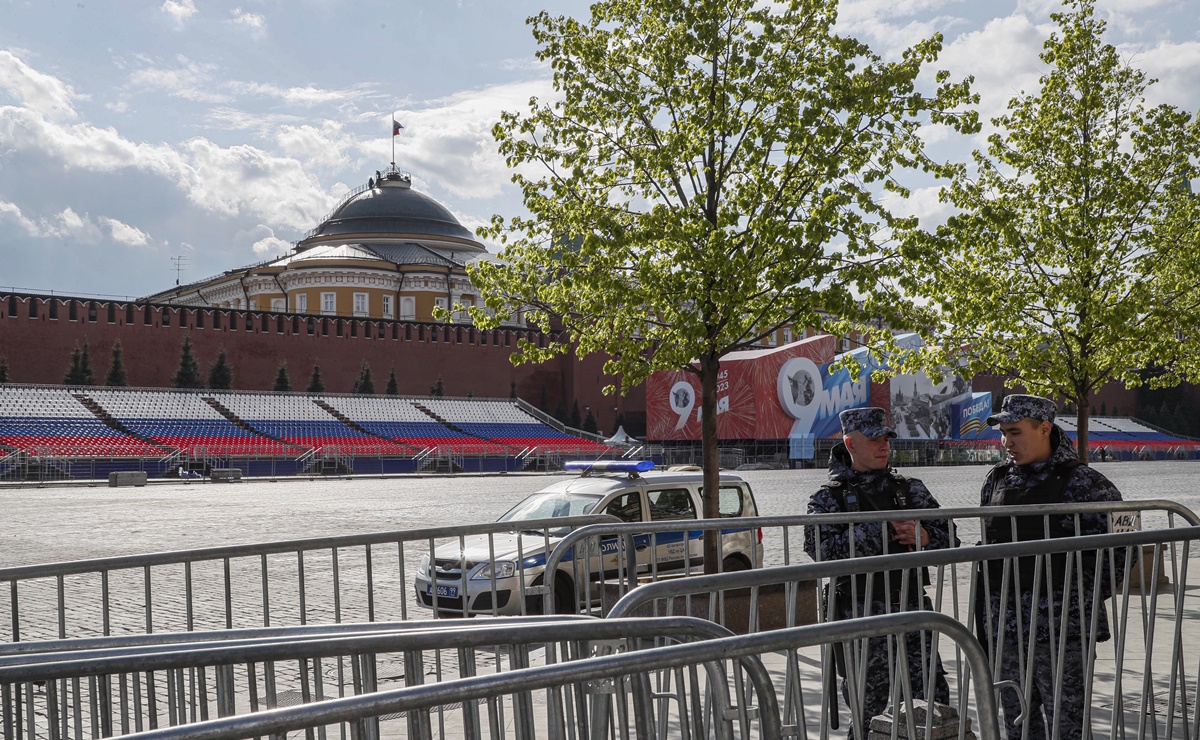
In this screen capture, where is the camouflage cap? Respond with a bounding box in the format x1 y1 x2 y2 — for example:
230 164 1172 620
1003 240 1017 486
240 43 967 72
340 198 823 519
985 394 1056 426
839 407 897 439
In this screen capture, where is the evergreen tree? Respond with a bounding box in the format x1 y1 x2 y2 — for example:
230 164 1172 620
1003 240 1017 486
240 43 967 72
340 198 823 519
510 380 517 399
63 344 82 385
569 400 582 429
207 349 233 390
430 376 445 397
554 399 568 424
105 340 128 386
582 409 598 434
353 361 375 394
539 385 548 411
273 361 291 392
385 366 399 395
0 356 8 383
78 341 94 386
172 337 204 389
614 411 626 432
306 364 325 393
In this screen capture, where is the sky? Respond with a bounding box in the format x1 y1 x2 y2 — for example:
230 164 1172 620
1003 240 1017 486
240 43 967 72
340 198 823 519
0 0 1197 300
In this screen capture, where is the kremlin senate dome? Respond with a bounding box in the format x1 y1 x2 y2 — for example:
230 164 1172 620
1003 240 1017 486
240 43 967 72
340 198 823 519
147 167 512 328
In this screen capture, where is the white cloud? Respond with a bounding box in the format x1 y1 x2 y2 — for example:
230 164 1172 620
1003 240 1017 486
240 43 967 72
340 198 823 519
251 231 293 255
1121 40 1200 111
0 50 77 120
938 14 1050 128
101 217 152 247
0 200 42 236
230 9 267 39
183 138 334 229
161 0 197 28
229 81 377 107
389 80 555 200
275 121 351 169
128 56 231 104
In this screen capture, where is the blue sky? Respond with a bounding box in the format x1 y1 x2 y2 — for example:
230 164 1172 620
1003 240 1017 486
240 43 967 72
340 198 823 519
1 0 1197 299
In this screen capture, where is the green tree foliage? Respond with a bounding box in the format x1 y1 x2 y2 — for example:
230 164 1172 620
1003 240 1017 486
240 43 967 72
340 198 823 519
273 361 291 392
306 364 325 394
207 349 233 390
352 361 375 395
172 337 204 389
430 376 445 397
461 0 975 568
105 340 128 387
906 0 1200 461
64 341 96 386
386 367 399 396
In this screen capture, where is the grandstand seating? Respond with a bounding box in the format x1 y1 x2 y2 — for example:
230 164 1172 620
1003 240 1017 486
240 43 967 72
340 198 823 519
86 389 289 457
1057 415 1193 446
417 398 614 454
0 386 617 462
0 387 163 457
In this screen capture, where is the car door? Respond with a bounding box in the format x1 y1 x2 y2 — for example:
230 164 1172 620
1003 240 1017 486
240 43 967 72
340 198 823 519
645 487 699 575
595 490 644 581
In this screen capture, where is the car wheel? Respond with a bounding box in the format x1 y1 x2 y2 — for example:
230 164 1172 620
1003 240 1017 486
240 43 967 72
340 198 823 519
721 556 749 573
553 575 576 615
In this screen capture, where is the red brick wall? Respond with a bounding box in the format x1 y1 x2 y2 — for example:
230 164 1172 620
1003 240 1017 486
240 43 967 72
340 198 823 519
0 292 646 435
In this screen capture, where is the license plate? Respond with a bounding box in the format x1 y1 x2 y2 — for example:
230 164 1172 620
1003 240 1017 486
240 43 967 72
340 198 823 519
426 584 458 598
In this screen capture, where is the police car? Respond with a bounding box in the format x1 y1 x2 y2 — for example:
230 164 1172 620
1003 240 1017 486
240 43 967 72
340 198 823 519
413 460 764 616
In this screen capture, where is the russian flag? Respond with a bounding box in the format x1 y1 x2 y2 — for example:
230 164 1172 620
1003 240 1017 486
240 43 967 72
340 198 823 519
392 119 403 136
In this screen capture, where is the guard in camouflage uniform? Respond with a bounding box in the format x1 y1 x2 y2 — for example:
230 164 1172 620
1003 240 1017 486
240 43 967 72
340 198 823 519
804 408 954 737
980 394 1124 740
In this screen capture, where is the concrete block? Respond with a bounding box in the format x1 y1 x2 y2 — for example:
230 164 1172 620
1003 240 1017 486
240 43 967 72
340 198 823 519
108 471 148 487
210 468 243 482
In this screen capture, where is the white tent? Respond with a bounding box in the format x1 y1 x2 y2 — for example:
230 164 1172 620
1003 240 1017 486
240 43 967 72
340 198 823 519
603 426 635 446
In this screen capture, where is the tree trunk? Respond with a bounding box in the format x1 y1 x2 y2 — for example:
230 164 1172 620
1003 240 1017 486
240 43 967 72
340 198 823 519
699 352 721 575
1075 393 1090 466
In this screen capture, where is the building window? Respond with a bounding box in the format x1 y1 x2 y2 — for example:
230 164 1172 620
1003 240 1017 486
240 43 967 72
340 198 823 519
783 327 792 344
401 297 415 320
382 295 393 320
249 300 257 311
353 292 368 317
434 296 447 312
271 298 285 312
296 293 307 313
321 292 335 315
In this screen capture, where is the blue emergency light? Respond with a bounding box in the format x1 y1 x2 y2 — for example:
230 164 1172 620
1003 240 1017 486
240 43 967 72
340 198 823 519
563 460 655 474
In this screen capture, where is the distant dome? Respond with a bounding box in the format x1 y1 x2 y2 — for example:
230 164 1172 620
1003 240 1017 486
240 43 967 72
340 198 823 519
298 169 483 251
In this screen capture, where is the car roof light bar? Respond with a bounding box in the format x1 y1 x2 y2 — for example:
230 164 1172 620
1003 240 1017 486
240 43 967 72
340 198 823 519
563 460 655 475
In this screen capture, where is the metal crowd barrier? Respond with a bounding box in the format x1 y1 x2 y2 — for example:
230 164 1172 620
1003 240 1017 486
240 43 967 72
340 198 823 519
0 515 618 643
539 499 1199 616
0 616 756 740
0 612 999 740
607 525 1200 740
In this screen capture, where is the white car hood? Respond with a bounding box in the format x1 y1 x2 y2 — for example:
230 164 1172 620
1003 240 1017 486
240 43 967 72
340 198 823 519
433 532 561 565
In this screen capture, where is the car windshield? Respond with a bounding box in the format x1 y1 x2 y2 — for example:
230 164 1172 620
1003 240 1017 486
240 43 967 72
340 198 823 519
497 492 604 528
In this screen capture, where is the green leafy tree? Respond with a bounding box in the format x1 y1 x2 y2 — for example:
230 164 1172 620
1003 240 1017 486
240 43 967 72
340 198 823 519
273 361 291 392
105 340 128 387
460 0 975 569
306 364 325 393
352 361 375 394
172 337 204 389
386 367 399 395
207 349 233 390
430 376 445 397
906 0 1200 461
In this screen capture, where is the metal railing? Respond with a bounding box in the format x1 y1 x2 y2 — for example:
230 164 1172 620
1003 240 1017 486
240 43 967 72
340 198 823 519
536 500 1198 615
0 515 618 643
606 525 1200 740
0 611 1000 740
